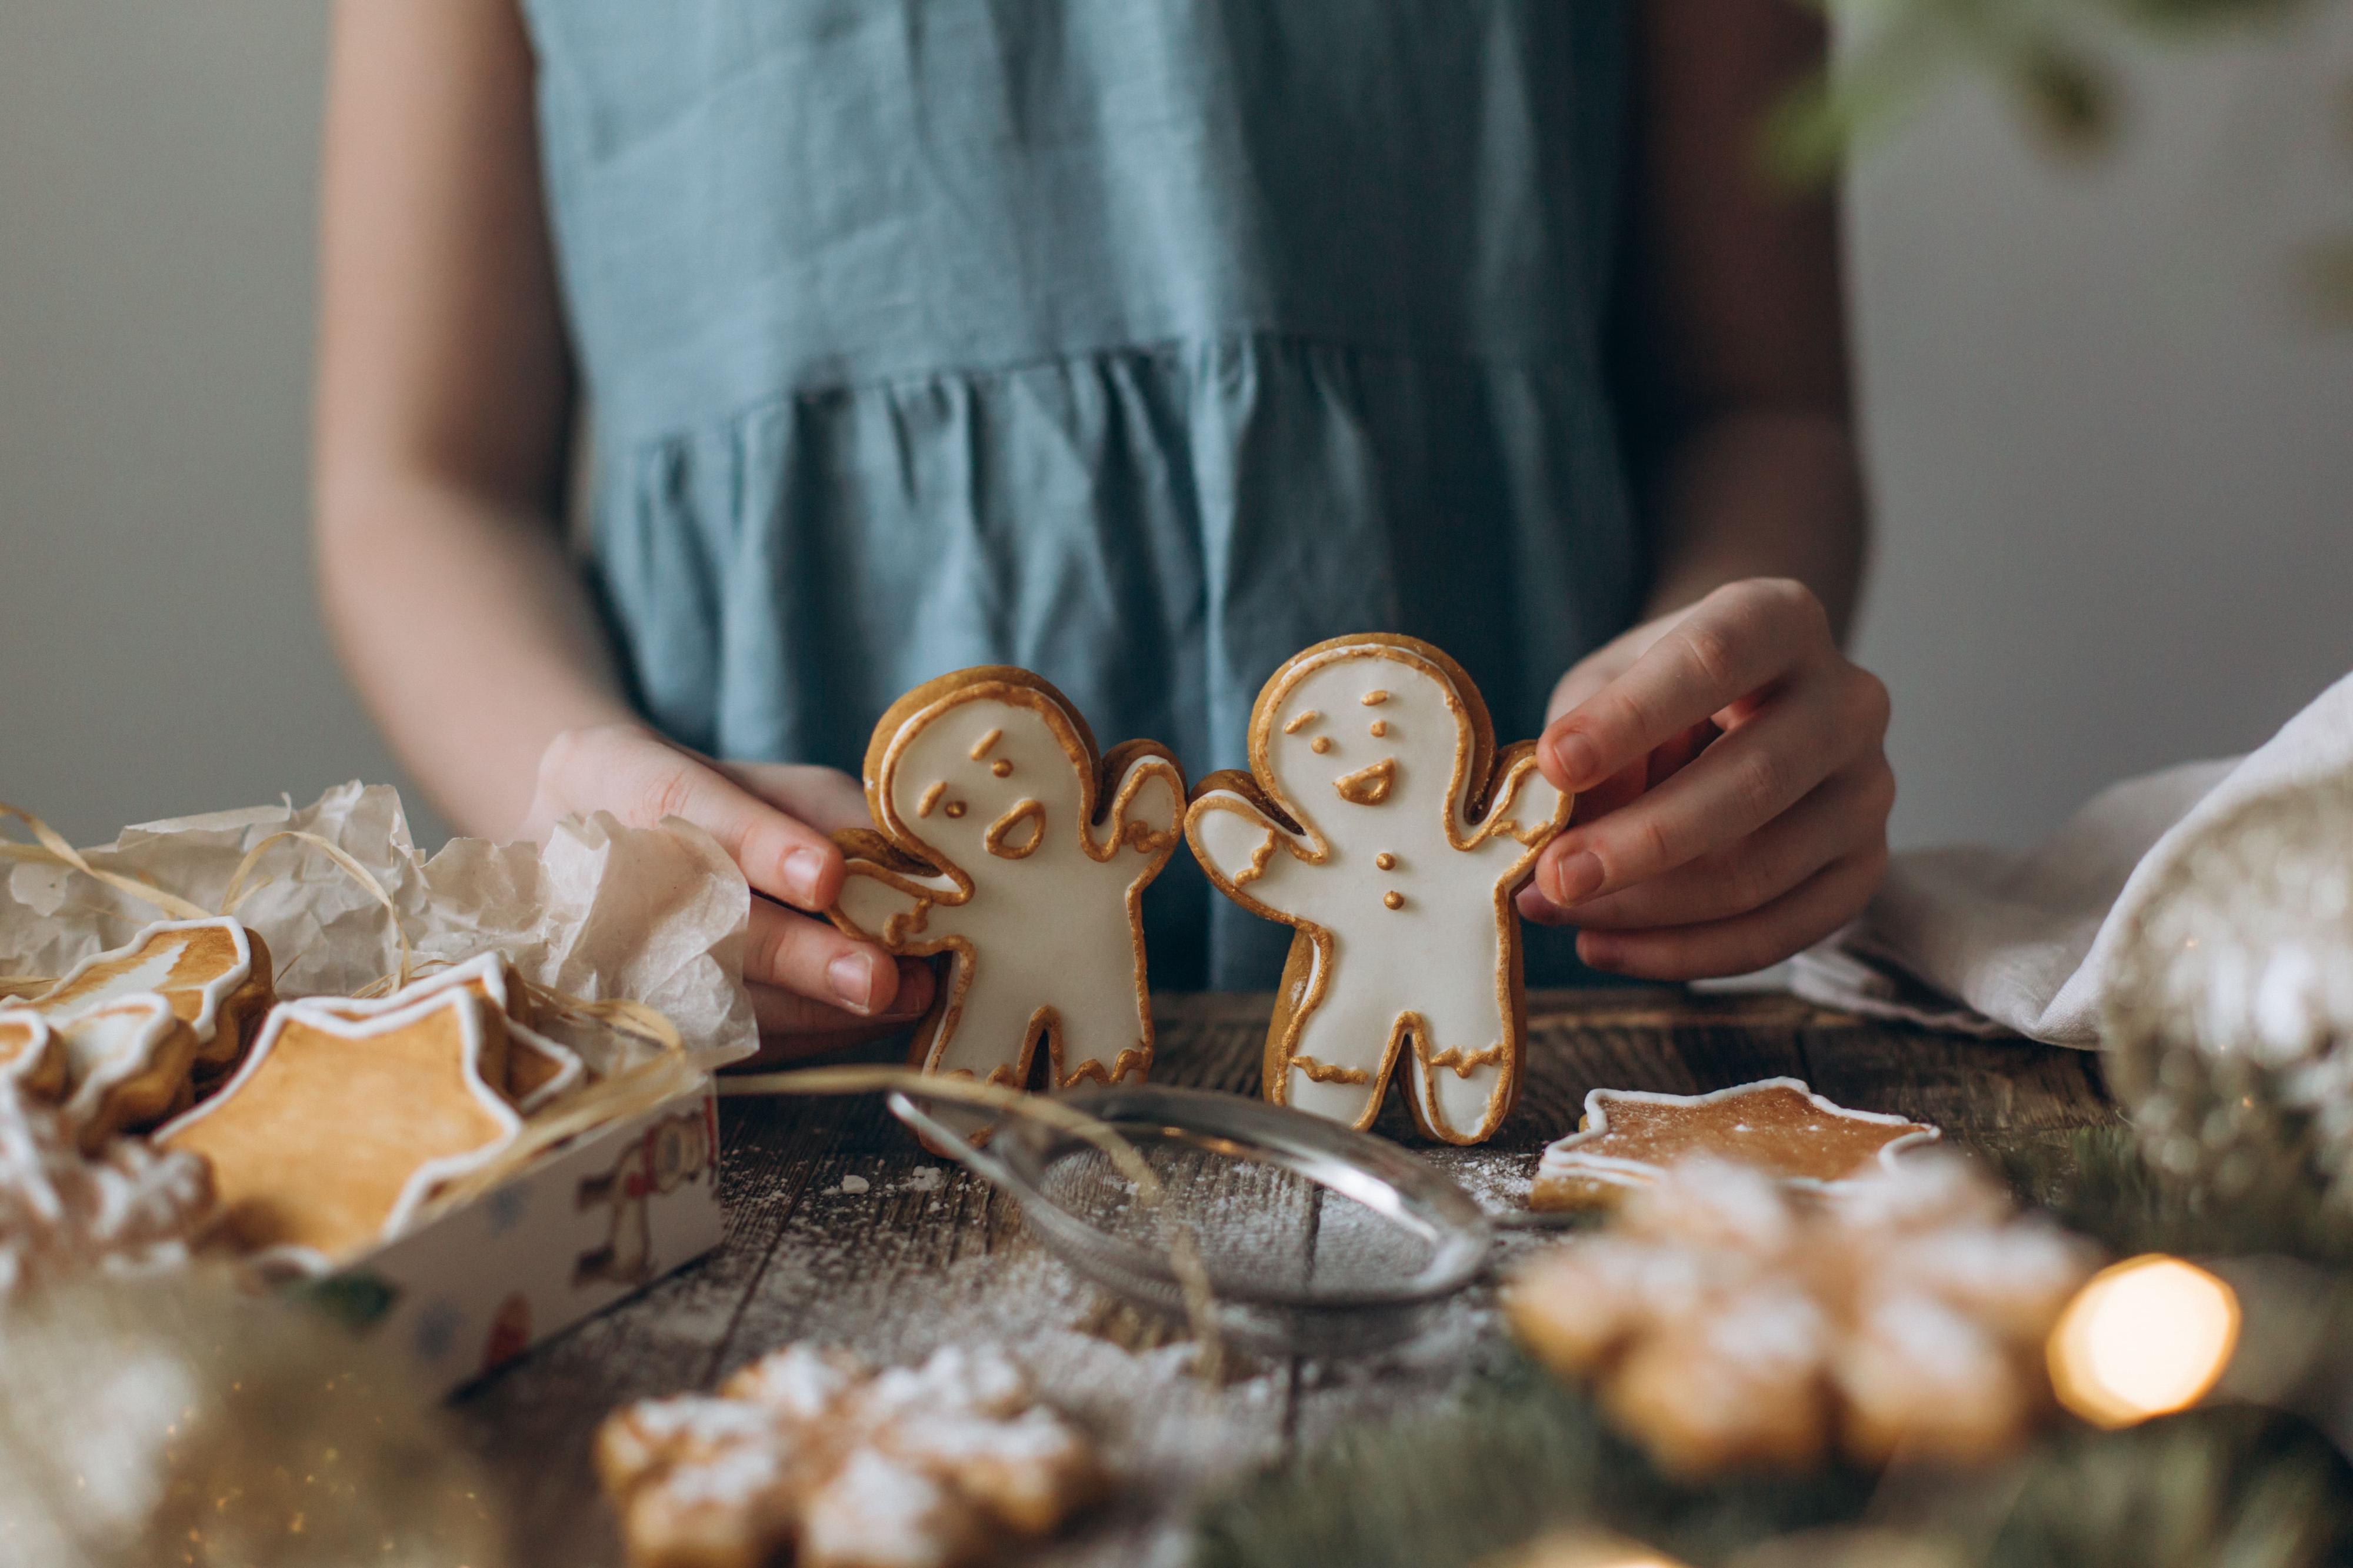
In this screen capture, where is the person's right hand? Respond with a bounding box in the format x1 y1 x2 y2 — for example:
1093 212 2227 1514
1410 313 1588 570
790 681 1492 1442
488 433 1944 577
521 723 936 1062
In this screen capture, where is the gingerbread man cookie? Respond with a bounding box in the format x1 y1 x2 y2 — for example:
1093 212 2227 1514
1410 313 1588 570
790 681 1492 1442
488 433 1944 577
828 667 1185 1091
1185 635 1570 1143
1532 1079 1941 1212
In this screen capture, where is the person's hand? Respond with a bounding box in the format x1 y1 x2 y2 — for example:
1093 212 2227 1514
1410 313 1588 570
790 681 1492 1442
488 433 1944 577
522 723 935 1060
1519 579 1893 979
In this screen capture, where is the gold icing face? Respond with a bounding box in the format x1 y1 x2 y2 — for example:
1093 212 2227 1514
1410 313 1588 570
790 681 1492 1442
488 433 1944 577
1261 649 1487 843
983 798 1047 859
891 696 1086 868
1333 757 1396 805
1271 665 1409 808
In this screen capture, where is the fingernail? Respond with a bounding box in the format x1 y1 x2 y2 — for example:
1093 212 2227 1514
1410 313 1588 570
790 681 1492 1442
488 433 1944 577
826 952 877 1013
1548 732 1601 788
1578 933 1621 970
1548 850 1605 905
785 849 827 906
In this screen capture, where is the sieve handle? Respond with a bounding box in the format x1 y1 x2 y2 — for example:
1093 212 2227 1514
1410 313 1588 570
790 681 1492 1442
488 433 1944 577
884 1090 1019 1189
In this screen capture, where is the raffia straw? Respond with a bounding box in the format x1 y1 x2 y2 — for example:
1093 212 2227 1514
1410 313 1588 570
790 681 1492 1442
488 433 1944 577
0 800 212 920
721 1065 1227 1382
519 979 686 1055
419 1046 709 1220
0 806 415 998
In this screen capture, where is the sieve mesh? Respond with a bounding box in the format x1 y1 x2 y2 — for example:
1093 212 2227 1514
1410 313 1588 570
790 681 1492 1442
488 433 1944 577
1029 1136 1443 1302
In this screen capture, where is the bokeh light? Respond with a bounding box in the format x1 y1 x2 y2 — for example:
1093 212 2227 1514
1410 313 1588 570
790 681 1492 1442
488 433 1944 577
2047 1255 2239 1429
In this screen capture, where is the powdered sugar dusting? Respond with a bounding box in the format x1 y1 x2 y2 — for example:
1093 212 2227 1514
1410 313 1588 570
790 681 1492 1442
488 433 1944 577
0 1084 214 1300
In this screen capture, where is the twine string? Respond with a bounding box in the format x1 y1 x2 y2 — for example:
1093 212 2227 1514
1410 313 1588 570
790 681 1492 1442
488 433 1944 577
0 806 409 994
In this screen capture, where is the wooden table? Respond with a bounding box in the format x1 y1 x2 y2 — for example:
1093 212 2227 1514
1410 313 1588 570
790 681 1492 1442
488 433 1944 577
458 990 2118 1567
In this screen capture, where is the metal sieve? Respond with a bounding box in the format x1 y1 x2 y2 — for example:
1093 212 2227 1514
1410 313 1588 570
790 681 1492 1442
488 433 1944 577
888 1082 1560 1357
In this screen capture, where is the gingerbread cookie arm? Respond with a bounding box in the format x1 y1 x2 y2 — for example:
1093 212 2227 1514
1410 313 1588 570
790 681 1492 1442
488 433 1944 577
1182 772 1328 927
828 828 977 952
1459 741 1572 858
1091 742 1185 864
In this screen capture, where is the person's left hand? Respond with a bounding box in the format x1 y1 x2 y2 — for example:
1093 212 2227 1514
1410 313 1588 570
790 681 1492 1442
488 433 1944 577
1518 578 1894 979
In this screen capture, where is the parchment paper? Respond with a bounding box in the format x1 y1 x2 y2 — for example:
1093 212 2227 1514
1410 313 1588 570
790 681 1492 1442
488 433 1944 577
0 783 755 1067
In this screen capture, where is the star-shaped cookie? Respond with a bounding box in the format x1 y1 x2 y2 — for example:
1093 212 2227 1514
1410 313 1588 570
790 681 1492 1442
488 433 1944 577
1531 1077 1940 1212
155 988 520 1269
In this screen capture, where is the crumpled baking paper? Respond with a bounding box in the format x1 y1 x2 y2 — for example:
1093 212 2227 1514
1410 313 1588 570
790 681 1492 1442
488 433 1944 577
0 782 755 1067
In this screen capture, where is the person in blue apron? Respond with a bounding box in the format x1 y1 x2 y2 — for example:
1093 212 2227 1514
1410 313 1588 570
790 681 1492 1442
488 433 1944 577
315 1 1892 1062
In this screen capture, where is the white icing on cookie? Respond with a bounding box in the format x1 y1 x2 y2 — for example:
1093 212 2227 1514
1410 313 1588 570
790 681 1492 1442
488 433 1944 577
599 1340 1100 1568
800 1447 977 1568
1185 638 1569 1143
831 673 1184 1091
1534 1079 1943 1210
301 953 585 1115
724 1343 870 1422
18 918 259 1059
0 1012 62 1097
56 995 183 1129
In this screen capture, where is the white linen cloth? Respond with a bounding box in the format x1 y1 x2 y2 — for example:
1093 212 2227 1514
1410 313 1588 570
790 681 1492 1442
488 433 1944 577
1787 672 2353 1046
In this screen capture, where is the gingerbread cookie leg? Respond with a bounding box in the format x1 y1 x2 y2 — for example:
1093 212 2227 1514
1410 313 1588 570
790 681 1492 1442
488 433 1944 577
1274 960 1403 1128
1403 976 1517 1147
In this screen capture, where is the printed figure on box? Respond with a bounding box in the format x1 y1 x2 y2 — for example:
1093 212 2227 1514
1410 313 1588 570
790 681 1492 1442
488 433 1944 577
574 1103 716 1287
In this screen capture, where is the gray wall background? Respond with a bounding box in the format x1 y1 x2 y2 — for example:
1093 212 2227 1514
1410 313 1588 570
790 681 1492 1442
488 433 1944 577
4 3 2349 856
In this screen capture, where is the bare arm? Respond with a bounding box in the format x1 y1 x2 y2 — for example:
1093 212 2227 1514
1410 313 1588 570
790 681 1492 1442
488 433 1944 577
1622 0 1865 634
1521 0 1893 978
312 0 927 1045
313 0 614 835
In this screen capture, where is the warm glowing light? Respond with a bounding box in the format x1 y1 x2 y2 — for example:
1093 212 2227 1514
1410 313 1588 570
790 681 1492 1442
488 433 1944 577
2047 1255 2239 1429
1488 1536 1687 1568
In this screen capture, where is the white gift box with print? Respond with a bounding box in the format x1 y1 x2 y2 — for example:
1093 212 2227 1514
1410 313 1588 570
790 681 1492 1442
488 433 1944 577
0 785 758 1397
314 1083 725 1395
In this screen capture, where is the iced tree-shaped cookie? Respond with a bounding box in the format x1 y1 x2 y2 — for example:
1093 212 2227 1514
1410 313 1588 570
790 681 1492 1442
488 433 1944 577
827 668 1185 1090
1185 635 1571 1144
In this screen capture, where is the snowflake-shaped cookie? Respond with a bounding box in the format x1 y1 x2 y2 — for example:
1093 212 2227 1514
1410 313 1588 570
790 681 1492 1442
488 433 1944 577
1508 1155 2097 1474
598 1343 1102 1568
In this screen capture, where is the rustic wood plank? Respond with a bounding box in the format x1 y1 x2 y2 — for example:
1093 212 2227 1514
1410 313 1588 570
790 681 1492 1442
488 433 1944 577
452 1084 873 1566
458 989 2118 1568
1793 1016 2117 1135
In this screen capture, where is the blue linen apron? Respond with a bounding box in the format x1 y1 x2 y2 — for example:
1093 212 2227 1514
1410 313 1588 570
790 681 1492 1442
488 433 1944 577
521 0 1641 989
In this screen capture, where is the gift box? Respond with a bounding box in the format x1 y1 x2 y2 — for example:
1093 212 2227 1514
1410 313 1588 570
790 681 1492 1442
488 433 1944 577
312 1080 724 1395
0 783 756 1392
